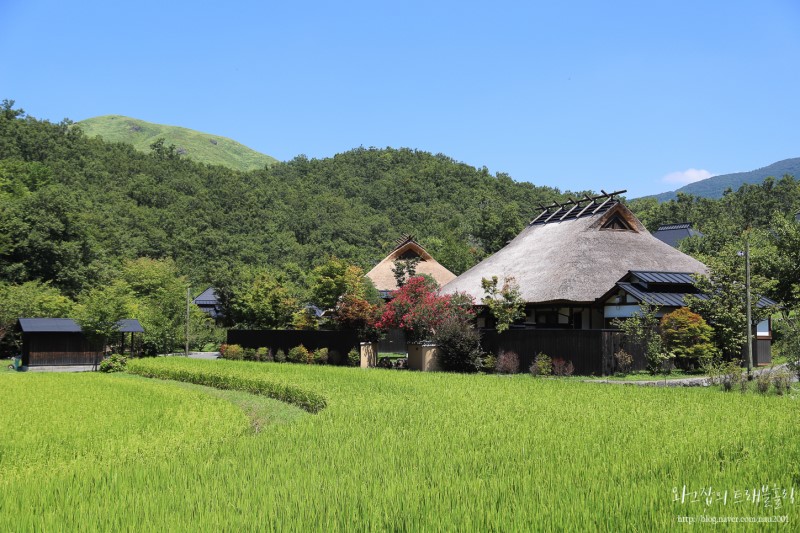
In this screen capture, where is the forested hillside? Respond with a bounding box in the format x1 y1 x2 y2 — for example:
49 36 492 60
0 101 575 297
649 157 800 202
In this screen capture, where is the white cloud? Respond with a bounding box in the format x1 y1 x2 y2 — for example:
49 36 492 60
662 168 713 185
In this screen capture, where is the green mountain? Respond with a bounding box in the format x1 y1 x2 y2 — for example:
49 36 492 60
76 115 278 171
649 157 800 202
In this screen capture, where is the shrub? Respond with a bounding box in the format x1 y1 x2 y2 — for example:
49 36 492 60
718 360 743 392
287 345 310 364
530 353 553 377
99 353 127 373
789 357 800 381
480 276 525 333
613 303 671 375
313 348 329 365
256 347 272 362
377 357 393 369
552 358 574 377
394 358 408 370
222 344 243 361
495 351 520 374
481 354 496 374
614 349 633 374
434 312 483 372
660 307 719 371
772 368 792 396
347 348 360 367
218 343 228 357
274 349 286 363
756 371 771 394
242 348 257 361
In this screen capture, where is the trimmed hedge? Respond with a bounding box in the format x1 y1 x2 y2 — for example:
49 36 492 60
127 359 327 414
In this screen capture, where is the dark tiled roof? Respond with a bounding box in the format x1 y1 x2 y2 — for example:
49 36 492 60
117 319 145 333
193 287 219 305
18 318 144 333
656 223 692 231
616 282 701 307
630 271 695 284
18 318 82 333
617 282 777 309
651 223 703 248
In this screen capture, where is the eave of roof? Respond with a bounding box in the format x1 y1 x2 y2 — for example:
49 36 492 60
17 318 144 333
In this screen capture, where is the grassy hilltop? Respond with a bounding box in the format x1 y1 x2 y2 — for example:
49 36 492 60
77 115 278 171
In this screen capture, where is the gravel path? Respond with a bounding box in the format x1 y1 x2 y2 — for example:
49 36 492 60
187 352 220 360
585 364 795 387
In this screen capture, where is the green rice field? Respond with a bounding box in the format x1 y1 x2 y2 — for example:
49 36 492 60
1 358 798 530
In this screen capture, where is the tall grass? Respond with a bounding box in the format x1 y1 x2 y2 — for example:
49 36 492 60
1 358 798 530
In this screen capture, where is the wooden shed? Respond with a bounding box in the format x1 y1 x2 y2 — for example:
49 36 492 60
17 318 144 367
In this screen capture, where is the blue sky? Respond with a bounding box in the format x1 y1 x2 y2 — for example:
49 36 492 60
1 0 798 198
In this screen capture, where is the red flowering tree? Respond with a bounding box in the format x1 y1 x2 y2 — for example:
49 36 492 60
334 295 384 342
376 276 474 343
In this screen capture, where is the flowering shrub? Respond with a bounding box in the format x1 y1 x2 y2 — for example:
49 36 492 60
552 358 574 377
495 351 520 374
376 276 472 343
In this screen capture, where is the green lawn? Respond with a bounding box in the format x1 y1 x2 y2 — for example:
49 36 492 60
2 358 798 530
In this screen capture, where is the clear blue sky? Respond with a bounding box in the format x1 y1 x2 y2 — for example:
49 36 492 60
1 0 798 198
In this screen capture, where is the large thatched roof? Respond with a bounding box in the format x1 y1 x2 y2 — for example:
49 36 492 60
366 235 456 292
442 201 707 304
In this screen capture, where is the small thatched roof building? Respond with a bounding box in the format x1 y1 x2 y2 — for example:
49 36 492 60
367 235 456 296
442 191 707 329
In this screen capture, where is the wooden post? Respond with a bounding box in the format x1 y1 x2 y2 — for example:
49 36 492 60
186 287 191 357
745 236 753 378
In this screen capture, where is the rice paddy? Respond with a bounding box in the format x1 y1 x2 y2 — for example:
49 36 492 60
1 358 798 531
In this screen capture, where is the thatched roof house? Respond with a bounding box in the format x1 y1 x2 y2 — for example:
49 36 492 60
367 235 456 296
442 191 707 329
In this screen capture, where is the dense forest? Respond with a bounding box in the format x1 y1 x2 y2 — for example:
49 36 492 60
0 101 581 353
0 101 582 294
2 100 799 356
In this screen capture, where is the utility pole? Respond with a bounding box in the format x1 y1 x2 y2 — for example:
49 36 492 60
745 234 753 379
186 287 191 357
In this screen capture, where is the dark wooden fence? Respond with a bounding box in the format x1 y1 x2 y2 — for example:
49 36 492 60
480 328 647 375
227 329 361 363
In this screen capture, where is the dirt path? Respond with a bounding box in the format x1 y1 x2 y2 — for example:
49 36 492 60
586 364 795 387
